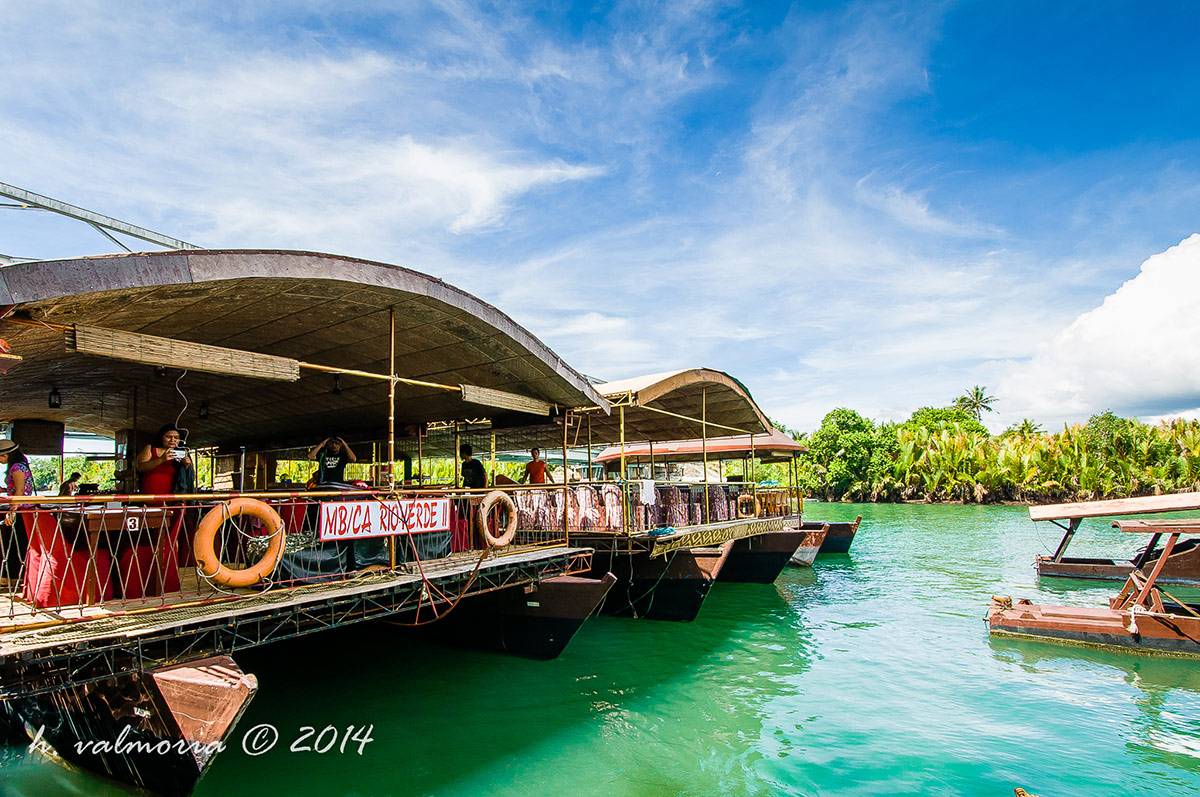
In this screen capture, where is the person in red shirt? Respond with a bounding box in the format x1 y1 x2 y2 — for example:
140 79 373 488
519 448 550 484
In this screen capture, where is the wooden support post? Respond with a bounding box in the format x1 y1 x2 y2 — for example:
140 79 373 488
1051 518 1081 562
1134 532 1180 606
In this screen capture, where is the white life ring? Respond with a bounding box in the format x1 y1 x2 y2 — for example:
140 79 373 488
478 490 518 547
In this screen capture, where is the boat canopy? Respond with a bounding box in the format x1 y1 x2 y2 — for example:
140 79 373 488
0 249 608 450
588 368 771 440
595 427 805 464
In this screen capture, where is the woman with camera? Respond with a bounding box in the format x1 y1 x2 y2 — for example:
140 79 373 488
136 424 193 495
129 424 195 597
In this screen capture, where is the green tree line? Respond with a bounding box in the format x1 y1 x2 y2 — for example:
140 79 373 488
794 400 1200 504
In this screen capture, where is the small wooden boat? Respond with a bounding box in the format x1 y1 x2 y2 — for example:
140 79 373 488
1032 497 1200 585
787 524 828 567
988 518 1200 657
802 516 861 555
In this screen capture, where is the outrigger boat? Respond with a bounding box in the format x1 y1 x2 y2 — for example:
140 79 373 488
594 428 822 580
1032 496 1200 585
988 495 1200 657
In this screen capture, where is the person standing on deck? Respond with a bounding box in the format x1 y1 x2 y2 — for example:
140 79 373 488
308 436 357 484
459 443 487 489
519 448 550 484
0 439 34 589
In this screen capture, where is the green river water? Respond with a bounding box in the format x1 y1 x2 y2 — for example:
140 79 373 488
2 502 1199 796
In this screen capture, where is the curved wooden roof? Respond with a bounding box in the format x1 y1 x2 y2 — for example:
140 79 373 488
581 368 771 443
0 249 607 449
595 428 805 464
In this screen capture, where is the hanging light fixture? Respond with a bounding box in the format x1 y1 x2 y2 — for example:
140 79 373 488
332 374 341 395
198 402 209 419
48 387 61 408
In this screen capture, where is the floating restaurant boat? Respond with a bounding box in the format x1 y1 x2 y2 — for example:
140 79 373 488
988 496 1200 657
595 427 821 581
554 369 815 618
1031 495 1200 585
0 248 620 794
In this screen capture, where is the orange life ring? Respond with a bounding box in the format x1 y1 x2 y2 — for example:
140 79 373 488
194 498 286 588
736 494 759 519
478 490 517 547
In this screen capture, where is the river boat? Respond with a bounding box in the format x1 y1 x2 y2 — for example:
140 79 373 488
0 248 621 794
594 427 818 581
554 369 801 617
988 496 1200 657
1031 496 1200 585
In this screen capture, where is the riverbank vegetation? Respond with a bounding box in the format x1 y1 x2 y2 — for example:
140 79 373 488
790 391 1200 504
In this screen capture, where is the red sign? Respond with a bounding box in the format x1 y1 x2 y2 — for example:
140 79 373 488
318 498 451 541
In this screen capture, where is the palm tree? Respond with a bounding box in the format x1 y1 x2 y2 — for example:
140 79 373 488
954 385 997 421
1009 418 1043 438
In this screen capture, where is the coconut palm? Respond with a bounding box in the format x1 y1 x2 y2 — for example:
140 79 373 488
954 385 997 421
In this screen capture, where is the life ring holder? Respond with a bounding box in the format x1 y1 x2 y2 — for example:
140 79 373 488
736 494 759 519
194 498 286 588
478 490 518 548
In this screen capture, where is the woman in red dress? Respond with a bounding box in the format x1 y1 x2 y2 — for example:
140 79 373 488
128 424 194 597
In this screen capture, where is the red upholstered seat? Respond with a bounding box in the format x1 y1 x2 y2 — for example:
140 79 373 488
23 509 113 608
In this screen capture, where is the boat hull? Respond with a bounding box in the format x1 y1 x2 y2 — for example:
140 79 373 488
718 531 807 583
1036 539 1200 586
581 537 735 621
986 600 1200 657
787 527 829 567
6 655 256 797
804 516 861 555
398 573 616 659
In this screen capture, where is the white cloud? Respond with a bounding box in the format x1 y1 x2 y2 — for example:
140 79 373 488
991 234 1200 427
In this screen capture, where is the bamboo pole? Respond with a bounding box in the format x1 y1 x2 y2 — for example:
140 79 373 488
388 307 396 493
702 387 709 525
586 414 593 482
620 405 629 535
562 411 569 536
750 431 757 512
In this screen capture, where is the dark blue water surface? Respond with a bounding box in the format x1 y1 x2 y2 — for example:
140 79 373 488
3 503 1199 795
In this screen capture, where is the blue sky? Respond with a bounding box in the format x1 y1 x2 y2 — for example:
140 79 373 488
2 1 1199 433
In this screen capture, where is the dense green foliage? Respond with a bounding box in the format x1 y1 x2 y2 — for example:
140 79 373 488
793 406 1200 504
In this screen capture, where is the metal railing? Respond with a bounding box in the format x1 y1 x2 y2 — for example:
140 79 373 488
0 480 800 620
0 486 566 620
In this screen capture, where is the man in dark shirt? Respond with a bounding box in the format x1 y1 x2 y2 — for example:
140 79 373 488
308 436 357 484
460 443 487 489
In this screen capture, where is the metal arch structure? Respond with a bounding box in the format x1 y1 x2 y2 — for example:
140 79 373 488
0 181 200 263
